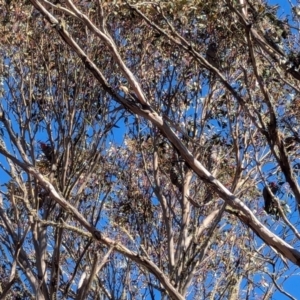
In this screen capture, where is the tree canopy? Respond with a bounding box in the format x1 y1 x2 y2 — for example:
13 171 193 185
1 0 300 299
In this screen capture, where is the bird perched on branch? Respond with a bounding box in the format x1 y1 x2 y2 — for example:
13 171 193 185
170 161 183 192
206 42 220 69
264 29 285 56
40 142 54 162
263 182 279 217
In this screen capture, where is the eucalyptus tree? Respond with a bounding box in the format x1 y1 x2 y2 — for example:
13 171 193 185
0 0 300 299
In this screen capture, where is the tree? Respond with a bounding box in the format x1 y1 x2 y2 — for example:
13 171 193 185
0 0 300 299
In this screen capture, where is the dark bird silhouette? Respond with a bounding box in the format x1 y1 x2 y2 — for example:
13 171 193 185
40 142 54 162
170 161 183 192
264 29 285 56
280 21 289 39
263 182 279 217
206 42 220 69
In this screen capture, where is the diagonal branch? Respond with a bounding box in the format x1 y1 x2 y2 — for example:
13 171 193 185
0 146 185 300
25 0 300 268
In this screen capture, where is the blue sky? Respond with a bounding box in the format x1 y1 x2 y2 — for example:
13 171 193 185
0 0 300 298
263 2 300 299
